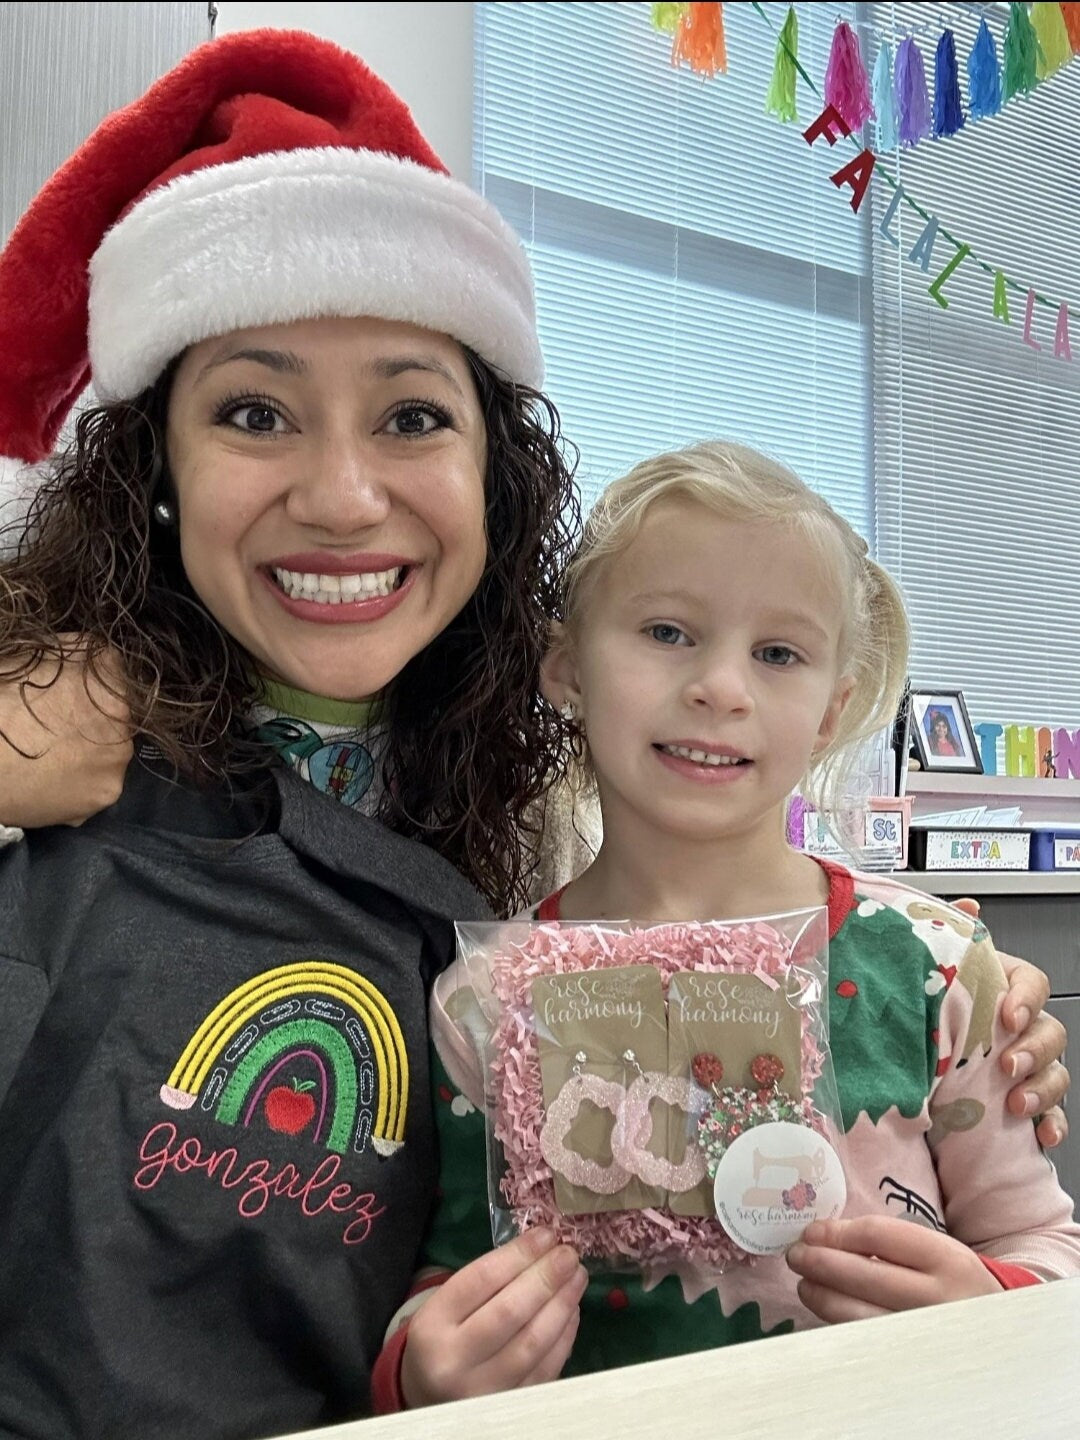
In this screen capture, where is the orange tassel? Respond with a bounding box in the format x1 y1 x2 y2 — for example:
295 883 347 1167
672 2 728 77
1061 1 1080 51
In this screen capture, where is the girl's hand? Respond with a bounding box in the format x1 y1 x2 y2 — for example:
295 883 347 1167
0 639 134 828
786 1216 1002 1323
400 1228 587 1407
951 897 1069 1149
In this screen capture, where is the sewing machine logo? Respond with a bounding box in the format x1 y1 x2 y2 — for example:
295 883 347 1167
712 1120 847 1255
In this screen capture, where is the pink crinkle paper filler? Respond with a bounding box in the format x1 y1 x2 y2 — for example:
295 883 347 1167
489 920 824 1272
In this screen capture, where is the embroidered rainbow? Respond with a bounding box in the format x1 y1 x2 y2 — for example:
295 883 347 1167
159 961 408 1156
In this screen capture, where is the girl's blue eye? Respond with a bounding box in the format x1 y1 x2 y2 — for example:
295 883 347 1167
757 644 799 667
648 623 689 646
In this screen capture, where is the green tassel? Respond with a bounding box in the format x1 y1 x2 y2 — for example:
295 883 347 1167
1031 2 1071 76
1003 1 1040 98
765 6 800 122
651 2 689 35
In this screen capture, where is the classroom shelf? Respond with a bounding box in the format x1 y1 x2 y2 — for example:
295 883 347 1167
899 870 1080 896
905 772 1080 798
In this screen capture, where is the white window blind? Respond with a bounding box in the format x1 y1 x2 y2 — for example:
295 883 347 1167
870 2 1080 724
474 0 870 533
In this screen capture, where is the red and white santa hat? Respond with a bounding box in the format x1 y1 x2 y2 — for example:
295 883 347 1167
0 27 542 504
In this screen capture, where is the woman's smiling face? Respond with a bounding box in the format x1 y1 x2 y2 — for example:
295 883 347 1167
165 314 489 701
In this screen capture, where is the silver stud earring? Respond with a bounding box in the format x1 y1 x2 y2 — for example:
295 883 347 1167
560 701 576 722
152 499 175 527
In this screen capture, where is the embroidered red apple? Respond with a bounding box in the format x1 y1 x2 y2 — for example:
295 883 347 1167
265 1078 317 1136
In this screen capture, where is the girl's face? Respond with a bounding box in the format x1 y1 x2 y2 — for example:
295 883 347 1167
166 315 488 700
546 499 853 846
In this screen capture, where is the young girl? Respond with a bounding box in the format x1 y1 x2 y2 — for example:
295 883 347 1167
0 29 586 1440
380 441 1080 1409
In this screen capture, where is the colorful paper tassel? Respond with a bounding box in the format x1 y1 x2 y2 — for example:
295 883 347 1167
895 38 932 147
672 2 727 77
1061 2 1080 52
651 2 689 36
873 41 898 149
1031 2 1072 76
825 19 874 128
968 18 1003 119
765 6 799 122
933 29 966 135
1003 0 1040 98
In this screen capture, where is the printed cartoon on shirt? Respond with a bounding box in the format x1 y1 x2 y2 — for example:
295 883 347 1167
250 715 375 806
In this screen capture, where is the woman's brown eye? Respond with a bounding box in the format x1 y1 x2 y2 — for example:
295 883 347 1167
221 403 282 433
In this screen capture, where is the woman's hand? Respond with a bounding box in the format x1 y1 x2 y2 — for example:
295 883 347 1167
0 639 133 828
786 1216 1002 1323
400 1228 587 1407
951 897 1069 1149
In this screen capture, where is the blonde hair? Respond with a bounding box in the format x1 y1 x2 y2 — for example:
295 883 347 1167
561 440 910 816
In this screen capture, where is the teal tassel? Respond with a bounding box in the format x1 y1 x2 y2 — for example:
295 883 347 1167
873 42 898 148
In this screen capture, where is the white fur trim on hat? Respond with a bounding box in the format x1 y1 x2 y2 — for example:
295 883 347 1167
89 147 543 396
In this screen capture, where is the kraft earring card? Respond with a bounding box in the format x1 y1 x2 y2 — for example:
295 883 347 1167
532 964 667 1214
665 971 804 1217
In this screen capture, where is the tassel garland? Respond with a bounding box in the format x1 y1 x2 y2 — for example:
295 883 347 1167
1003 0 1039 98
825 19 874 128
933 29 966 135
652 5 1080 138
895 37 932 147
765 5 799 123
672 2 728 78
651 3 689 36
872 41 898 149
1031 2 1072 76
1062 2 1080 53
967 18 1003 119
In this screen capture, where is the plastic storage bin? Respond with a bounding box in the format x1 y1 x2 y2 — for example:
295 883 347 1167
1030 830 1080 871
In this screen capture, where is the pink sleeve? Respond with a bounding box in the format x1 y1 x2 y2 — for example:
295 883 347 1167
929 936 1080 1281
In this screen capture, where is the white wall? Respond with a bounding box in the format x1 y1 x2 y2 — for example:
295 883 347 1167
214 2 474 179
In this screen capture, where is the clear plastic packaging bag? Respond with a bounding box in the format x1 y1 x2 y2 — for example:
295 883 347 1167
453 909 846 1278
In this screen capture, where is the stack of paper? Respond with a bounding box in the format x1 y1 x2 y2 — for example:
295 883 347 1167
914 805 1024 829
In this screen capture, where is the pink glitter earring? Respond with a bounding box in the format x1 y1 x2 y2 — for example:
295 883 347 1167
539 1051 632 1195
610 1050 707 1194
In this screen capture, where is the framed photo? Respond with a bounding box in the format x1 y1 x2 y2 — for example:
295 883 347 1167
909 688 983 774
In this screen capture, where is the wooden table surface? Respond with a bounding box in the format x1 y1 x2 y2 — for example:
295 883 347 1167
281 1278 1080 1440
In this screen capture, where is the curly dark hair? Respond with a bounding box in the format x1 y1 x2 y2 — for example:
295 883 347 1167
0 351 581 915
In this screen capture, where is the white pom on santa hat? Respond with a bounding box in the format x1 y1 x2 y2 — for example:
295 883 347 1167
0 27 542 487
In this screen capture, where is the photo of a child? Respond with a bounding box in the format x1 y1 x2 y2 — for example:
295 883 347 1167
926 708 962 757
910 689 982 773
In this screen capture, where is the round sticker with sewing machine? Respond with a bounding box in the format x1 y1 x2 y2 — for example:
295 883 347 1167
713 1121 846 1254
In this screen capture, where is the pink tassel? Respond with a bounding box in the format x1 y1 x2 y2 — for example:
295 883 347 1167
825 19 874 128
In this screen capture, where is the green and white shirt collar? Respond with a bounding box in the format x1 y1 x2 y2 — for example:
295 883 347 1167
248 680 387 816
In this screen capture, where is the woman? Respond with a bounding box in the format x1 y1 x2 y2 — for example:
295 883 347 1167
0 29 591 1438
